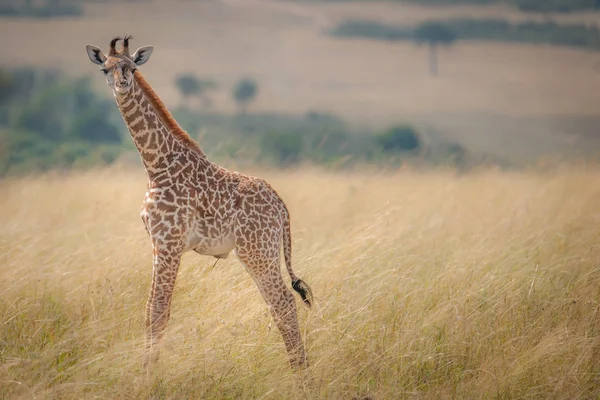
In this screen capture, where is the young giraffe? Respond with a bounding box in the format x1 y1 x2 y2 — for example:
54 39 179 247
85 36 313 369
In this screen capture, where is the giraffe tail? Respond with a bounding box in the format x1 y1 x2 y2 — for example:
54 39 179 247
283 212 313 308
292 279 313 308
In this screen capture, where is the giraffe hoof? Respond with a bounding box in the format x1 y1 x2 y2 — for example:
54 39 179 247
143 350 160 369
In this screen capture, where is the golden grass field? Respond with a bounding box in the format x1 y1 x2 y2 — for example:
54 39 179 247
1 165 599 399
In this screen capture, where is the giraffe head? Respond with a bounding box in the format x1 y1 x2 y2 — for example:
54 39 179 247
85 35 153 96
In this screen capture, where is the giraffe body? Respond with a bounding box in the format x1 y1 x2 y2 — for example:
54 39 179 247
85 36 313 369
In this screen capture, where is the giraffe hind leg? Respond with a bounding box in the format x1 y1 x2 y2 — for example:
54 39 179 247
236 252 308 369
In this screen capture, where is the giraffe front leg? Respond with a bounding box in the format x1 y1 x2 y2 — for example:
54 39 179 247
143 242 182 368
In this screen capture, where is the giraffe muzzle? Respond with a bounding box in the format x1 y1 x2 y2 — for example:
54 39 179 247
115 82 130 94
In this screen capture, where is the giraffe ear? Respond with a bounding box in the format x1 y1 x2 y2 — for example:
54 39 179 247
85 45 106 65
131 46 154 66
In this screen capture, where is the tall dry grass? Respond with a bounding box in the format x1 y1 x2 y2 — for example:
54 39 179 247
1 165 599 399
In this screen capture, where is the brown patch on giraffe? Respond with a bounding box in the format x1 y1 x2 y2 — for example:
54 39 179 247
147 115 158 130
170 162 184 176
122 101 136 114
124 109 143 125
136 133 149 148
144 153 157 164
156 202 177 213
130 119 145 132
163 189 175 204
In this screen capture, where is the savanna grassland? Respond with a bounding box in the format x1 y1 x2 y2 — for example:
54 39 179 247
1 165 599 399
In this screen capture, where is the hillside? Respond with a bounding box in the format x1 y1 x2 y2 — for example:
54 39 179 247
1 0 599 163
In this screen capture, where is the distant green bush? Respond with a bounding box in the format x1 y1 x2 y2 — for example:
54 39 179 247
376 125 422 153
170 106 481 169
330 18 600 51
322 0 599 12
444 142 467 165
509 0 600 12
0 67 124 175
260 131 304 165
0 1 82 18
329 20 412 41
172 108 376 167
12 76 122 142
0 131 122 176
447 18 600 49
0 70 15 106
68 107 122 143
0 64 480 175
306 129 354 162
415 22 457 45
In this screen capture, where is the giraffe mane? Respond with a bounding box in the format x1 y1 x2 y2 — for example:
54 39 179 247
133 70 206 158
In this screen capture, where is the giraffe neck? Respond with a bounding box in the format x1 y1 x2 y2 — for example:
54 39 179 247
115 71 207 181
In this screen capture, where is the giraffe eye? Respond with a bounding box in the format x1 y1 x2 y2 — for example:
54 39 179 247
100 68 108 75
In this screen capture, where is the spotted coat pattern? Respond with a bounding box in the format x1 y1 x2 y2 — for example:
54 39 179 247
85 37 313 369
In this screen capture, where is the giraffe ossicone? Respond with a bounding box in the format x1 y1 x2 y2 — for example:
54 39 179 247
85 36 313 369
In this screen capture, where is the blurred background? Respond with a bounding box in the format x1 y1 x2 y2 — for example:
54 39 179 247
1 0 599 175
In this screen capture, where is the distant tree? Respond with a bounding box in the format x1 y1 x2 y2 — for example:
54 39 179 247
414 22 457 76
175 73 201 106
233 78 258 114
511 0 598 12
175 74 218 109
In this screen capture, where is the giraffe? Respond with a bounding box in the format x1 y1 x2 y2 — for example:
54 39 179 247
85 36 313 369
